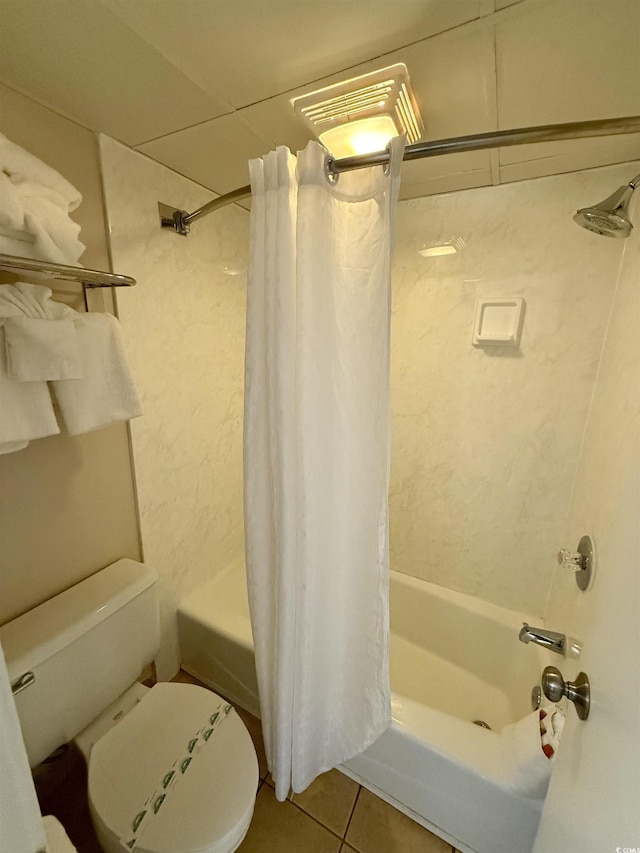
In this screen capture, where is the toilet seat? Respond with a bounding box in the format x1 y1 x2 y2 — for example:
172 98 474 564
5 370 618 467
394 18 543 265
88 682 258 853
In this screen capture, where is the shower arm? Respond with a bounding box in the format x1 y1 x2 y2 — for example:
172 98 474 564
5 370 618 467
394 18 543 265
159 115 640 235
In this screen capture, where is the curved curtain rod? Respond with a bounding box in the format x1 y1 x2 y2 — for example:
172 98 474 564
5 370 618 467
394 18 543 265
160 115 640 236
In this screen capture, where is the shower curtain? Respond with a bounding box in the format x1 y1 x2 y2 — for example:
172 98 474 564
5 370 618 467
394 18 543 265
244 137 404 800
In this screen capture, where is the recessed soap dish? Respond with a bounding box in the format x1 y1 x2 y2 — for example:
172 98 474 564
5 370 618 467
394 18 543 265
472 296 525 348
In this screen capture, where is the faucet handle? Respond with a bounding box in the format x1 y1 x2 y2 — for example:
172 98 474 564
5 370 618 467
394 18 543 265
557 549 584 572
558 536 595 591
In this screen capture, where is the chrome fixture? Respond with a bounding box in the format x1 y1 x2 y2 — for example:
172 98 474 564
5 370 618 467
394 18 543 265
542 666 591 720
531 685 542 711
558 535 595 591
0 253 136 289
574 173 640 238
519 623 566 655
11 671 36 696
160 115 640 235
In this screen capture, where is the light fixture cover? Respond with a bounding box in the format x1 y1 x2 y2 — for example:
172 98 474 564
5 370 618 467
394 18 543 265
292 63 424 158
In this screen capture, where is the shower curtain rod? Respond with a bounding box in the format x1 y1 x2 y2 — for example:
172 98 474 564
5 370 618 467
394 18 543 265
160 115 640 235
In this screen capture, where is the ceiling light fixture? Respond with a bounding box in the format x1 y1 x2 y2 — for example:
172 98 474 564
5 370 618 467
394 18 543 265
419 237 466 257
292 63 424 159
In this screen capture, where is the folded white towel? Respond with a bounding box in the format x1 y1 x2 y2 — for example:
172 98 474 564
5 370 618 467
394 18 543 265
42 815 78 853
0 327 60 453
23 198 84 267
0 132 85 265
0 133 81 209
51 313 143 435
500 705 561 798
4 317 82 381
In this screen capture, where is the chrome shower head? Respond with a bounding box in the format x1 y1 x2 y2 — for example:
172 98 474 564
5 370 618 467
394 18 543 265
574 173 640 238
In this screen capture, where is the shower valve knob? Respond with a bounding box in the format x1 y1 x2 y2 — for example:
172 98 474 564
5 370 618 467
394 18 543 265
557 549 584 572
557 536 595 591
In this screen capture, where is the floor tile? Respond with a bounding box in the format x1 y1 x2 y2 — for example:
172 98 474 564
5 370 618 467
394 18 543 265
346 787 451 853
291 769 359 837
238 784 342 852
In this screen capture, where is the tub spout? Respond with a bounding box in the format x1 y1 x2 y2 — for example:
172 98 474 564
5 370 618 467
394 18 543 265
519 623 566 655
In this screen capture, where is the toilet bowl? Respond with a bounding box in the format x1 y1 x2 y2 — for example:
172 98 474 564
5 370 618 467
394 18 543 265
1 559 258 853
89 683 257 853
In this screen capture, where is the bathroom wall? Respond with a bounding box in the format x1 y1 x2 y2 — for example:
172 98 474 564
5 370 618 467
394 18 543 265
0 83 141 624
99 136 248 680
390 162 637 614
534 191 639 852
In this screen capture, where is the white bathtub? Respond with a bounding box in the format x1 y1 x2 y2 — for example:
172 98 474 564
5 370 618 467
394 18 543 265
178 561 550 853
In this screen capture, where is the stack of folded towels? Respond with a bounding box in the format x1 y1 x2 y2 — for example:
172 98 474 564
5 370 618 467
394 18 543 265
0 132 141 454
0 131 85 265
0 282 142 454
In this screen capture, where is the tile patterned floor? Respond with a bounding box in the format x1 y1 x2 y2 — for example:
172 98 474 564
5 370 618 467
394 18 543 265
174 670 461 853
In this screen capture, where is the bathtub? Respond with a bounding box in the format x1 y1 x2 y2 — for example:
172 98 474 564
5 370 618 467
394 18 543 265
178 560 550 853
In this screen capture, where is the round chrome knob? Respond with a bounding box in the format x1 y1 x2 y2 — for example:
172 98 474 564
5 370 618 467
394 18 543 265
541 666 591 720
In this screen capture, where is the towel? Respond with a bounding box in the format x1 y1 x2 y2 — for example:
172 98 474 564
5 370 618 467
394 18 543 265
0 281 74 320
0 132 85 265
42 816 78 853
4 317 82 381
539 704 565 759
0 642 48 853
51 312 143 435
0 327 60 453
0 283 73 452
500 703 565 798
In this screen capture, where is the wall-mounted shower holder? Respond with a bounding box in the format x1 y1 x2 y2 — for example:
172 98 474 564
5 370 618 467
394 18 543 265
558 534 595 591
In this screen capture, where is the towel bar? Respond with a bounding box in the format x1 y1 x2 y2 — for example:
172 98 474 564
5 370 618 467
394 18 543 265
0 253 136 289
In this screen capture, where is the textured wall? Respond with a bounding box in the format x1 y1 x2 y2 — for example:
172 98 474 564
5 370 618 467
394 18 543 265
389 162 636 614
534 188 639 853
100 136 248 679
0 84 141 624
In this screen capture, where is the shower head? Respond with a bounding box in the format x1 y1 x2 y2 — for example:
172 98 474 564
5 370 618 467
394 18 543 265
574 173 640 237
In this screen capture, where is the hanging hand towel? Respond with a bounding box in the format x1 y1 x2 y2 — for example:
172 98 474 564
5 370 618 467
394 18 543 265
51 312 142 435
0 132 85 265
4 317 82 381
0 327 60 452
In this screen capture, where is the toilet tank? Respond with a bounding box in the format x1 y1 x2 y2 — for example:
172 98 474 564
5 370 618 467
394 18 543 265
0 558 159 768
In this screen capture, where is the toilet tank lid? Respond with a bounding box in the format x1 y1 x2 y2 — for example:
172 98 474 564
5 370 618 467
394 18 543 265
0 559 157 679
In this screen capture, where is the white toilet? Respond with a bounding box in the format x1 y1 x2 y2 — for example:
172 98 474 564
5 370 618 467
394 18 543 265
1 558 258 853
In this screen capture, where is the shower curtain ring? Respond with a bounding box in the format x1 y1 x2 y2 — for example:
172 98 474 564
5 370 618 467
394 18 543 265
324 157 339 185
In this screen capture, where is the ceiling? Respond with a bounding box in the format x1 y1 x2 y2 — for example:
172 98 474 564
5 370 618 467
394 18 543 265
1 0 639 203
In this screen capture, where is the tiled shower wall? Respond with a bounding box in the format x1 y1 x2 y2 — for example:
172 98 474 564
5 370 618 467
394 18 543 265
100 136 248 679
389 162 637 614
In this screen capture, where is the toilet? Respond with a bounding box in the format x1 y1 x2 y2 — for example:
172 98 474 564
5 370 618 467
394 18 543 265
0 558 258 853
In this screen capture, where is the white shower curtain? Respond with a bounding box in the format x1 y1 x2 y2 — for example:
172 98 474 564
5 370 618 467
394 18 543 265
244 137 404 800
